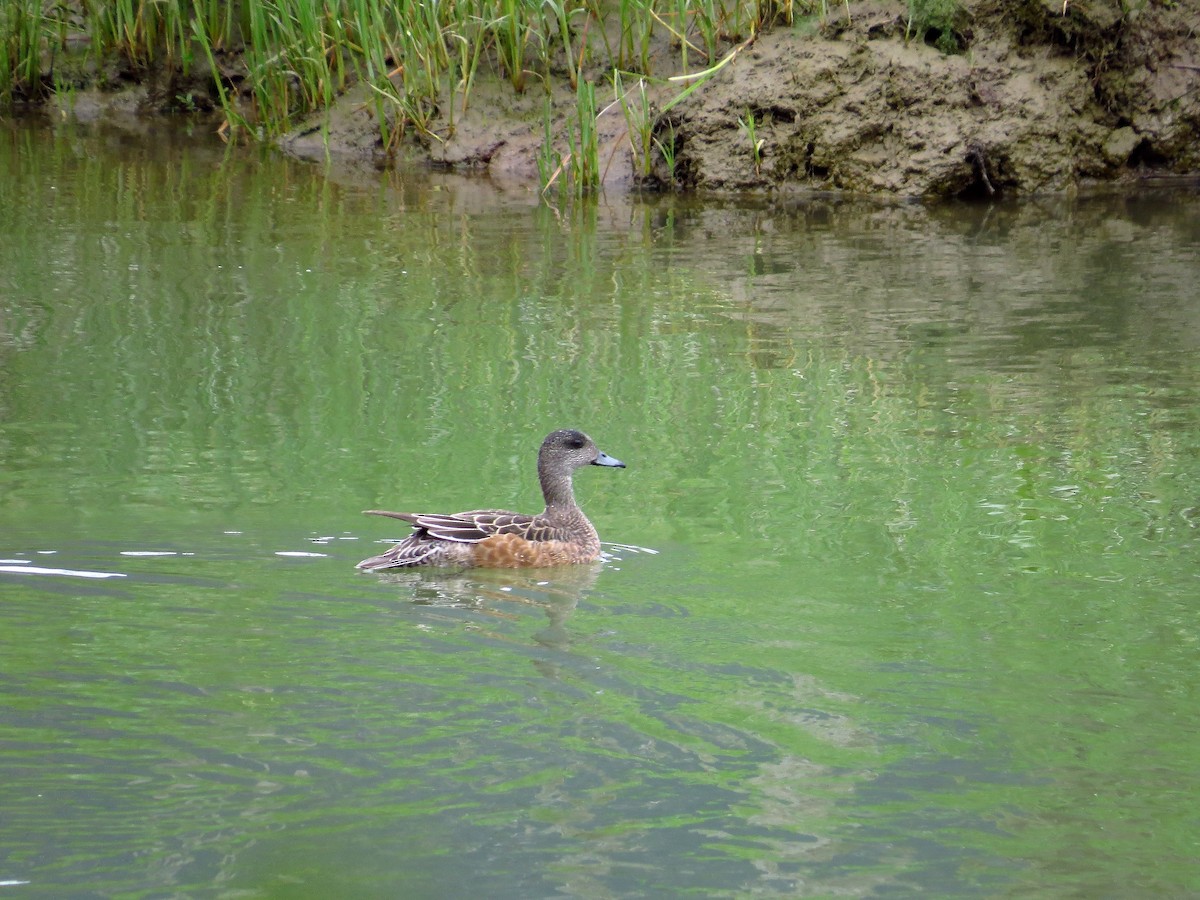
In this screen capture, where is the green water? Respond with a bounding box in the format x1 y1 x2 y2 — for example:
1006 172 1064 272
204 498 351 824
2 120 1198 898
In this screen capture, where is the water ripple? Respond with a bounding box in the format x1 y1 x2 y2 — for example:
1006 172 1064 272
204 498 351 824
0 564 126 579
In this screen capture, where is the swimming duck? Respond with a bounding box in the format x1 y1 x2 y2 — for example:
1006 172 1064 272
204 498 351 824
357 429 625 570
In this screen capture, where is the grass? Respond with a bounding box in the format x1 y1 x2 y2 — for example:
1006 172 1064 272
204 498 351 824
653 120 679 182
614 70 654 181
905 0 968 53
565 76 600 193
537 94 562 190
738 108 765 174
1 0 48 105
2 1 838 187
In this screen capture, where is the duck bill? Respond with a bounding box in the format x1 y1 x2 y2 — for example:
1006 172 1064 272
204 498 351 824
592 451 625 468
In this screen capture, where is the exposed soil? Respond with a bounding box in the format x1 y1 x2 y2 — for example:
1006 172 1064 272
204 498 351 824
657 0 1200 197
44 0 1200 198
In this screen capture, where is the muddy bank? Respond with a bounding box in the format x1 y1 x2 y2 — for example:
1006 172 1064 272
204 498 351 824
49 0 1200 199
662 0 1200 197
672 0 1195 198
411 0 1200 198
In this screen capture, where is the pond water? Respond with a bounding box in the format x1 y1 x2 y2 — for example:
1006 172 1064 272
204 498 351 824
2 120 1198 898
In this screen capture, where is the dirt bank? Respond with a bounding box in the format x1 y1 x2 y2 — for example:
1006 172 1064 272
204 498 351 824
417 0 1200 197
662 0 1200 197
51 0 1200 199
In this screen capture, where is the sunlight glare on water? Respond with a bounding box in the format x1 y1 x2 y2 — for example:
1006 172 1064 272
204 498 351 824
1 121 1199 897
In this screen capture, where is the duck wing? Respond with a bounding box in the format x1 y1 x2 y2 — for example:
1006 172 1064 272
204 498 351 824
363 509 544 543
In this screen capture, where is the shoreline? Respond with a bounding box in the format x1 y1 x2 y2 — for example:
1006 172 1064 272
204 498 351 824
10 0 1199 200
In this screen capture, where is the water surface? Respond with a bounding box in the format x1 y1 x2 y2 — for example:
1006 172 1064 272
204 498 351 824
2 121 1199 897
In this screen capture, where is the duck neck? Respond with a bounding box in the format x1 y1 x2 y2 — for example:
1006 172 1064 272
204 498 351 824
539 465 577 511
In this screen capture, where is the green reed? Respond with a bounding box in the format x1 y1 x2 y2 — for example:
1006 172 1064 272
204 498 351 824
543 75 601 197
653 120 678 182
491 0 535 93
537 93 562 192
448 11 487 110
191 12 251 135
905 0 966 53
81 0 234 72
618 0 655 72
692 0 720 63
0 0 44 105
738 107 764 174
343 1 394 146
666 0 701 72
569 77 600 192
614 70 654 180
248 2 362 135
543 0 582 90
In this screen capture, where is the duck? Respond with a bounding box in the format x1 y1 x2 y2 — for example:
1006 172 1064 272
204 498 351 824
357 429 625 570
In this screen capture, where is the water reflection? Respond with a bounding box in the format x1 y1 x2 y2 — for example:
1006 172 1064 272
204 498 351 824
2 122 1199 897
371 564 599 650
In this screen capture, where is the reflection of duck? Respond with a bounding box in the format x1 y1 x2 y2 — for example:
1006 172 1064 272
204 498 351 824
357 430 625 570
375 563 600 606
376 564 601 651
